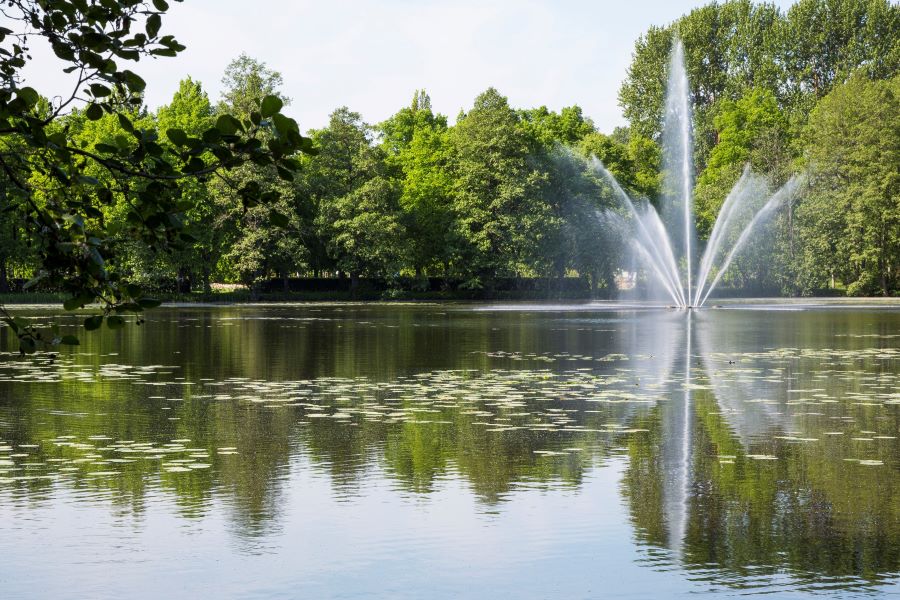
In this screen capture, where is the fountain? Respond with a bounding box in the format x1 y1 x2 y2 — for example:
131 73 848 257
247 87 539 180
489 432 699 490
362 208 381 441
596 39 801 308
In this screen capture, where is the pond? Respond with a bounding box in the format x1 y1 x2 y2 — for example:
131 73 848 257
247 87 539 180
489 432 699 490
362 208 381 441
1 301 898 599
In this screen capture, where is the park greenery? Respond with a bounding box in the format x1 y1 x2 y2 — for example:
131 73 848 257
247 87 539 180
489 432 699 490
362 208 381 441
0 0 898 347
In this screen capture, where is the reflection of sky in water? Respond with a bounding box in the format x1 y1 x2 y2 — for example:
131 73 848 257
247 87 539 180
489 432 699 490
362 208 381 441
0 303 898 598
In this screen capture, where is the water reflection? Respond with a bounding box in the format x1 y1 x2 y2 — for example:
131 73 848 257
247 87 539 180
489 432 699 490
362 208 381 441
625 308 900 593
0 304 898 597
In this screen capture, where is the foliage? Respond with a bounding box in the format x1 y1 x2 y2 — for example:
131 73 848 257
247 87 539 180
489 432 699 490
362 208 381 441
618 0 900 167
447 88 554 282
0 0 315 353
797 74 900 295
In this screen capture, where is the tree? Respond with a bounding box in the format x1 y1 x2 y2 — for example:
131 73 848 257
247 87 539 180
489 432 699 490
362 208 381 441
517 105 595 147
782 0 900 114
0 0 314 353
447 88 553 284
798 73 900 296
618 0 899 170
214 56 305 294
307 107 405 288
154 77 218 293
219 53 289 119
379 91 456 278
694 88 791 236
319 176 406 288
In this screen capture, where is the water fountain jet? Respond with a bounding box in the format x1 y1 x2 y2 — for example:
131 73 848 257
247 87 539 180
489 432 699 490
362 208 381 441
596 39 800 307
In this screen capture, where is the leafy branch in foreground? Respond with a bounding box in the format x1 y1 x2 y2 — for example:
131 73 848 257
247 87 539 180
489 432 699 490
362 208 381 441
0 0 316 353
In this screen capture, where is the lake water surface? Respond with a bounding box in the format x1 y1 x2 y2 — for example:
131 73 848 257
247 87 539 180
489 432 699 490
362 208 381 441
1 301 898 599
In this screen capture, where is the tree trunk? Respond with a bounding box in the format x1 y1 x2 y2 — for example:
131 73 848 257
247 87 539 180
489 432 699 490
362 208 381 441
0 260 9 293
176 267 192 294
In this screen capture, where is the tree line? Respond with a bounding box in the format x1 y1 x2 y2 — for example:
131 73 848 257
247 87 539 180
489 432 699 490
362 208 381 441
1 0 898 306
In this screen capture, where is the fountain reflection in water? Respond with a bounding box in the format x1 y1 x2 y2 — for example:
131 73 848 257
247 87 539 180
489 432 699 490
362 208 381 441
596 39 802 307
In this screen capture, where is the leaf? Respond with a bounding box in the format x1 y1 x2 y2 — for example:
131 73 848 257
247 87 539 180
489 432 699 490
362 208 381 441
146 13 162 38
19 338 36 355
106 316 126 330
59 335 80 346
51 41 75 61
85 103 104 121
117 113 134 132
166 128 188 146
260 95 283 118
152 0 169 10
16 87 39 107
275 165 294 181
271 113 298 136
122 70 146 92
89 83 111 97
84 316 104 331
215 114 242 135
269 209 290 227
63 296 88 311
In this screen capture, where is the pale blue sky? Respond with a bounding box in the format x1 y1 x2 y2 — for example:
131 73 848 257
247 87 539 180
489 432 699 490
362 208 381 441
25 0 800 132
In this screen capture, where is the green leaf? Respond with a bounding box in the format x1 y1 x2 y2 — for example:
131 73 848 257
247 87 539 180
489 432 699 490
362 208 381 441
269 209 290 227
275 165 294 181
85 102 104 121
271 113 298 136
260 95 283 118
51 40 75 61
201 127 222 143
107 315 126 330
117 113 134 132
215 114 242 135
166 128 188 146
152 0 170 10
122 70 146 92
59 335 80 346
89 83 111 97
146 13 162 38
64 296 86 311
19 338 37 355
84 315 104 331
16 87 39 107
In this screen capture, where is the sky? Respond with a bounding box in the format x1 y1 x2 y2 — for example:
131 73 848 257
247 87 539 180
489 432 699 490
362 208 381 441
23 0 800 133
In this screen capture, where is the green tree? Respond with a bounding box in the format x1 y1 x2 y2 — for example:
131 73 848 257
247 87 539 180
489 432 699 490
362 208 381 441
619 0 783 162
782 0 900 114
0 0 313 353
618 0 898 170
694 88 792 236
155 77 219 292
214 56 305 293
798 73 900 296
448 88 553 284
517 105 595 147
307 107 404 288
219 53 289 119
379 91 456 278
319 176 406 288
